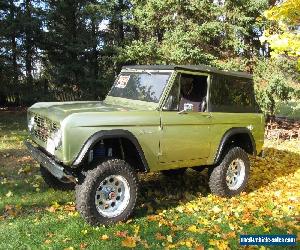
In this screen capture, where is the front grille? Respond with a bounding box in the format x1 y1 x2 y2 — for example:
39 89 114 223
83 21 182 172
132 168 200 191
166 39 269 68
32 114 59 142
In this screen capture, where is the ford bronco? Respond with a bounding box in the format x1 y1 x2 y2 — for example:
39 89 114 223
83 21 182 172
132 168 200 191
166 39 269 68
25 65 264 225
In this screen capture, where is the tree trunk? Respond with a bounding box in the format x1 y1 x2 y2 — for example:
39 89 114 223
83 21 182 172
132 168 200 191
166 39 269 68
25 0 33 86
91 19 99 80
9 0 19 105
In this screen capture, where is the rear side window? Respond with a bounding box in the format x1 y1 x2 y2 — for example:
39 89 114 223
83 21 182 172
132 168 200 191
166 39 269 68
209 74 258 113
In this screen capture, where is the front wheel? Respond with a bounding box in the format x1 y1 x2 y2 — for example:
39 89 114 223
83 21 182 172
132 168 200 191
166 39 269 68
208 147 250 197
75 159 138 226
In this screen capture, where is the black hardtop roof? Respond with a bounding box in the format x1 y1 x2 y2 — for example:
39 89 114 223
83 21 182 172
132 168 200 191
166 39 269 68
122 64 252 79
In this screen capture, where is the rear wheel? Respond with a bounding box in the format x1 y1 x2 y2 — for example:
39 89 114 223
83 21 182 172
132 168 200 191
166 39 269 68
75 159 138 226
40 165 75 191
208 147 250 197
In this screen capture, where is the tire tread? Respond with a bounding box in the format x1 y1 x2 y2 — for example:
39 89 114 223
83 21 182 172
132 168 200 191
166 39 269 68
209 147 250 197
75 159 138 226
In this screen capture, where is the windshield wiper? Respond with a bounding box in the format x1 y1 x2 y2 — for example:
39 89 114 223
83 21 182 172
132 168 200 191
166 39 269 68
143 70 152 75
124 68 152 75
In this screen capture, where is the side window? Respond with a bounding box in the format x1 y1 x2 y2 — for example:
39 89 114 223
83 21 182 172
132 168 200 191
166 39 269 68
163 74 180 111
210 74 257 113
163 73 208 112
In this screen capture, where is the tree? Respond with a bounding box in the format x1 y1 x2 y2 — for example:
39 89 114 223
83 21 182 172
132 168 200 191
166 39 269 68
120 0 270 66
253 58 296 116
261 0 300 69
0 0 22 104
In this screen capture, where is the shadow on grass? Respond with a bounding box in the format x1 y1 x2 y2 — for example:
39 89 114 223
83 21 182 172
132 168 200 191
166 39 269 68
0 111 27 132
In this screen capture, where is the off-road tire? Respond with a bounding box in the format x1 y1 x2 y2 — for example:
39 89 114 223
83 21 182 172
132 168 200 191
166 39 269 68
40 165 75 191
161 168 187 176
208 147 250 197
75 159 138 226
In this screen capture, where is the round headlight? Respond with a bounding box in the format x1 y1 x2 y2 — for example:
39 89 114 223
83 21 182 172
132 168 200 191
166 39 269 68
28 116 35 132
51 130 62 149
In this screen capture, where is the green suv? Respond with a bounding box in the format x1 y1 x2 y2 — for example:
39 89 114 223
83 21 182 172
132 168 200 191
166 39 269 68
25 65 264 225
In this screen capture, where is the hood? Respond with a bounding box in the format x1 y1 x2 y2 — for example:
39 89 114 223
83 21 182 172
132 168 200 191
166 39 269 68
28 101 135 122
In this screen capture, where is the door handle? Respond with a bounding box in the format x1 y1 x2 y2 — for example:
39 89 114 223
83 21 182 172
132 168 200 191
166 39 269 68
178 110 188 115
202 114 212 118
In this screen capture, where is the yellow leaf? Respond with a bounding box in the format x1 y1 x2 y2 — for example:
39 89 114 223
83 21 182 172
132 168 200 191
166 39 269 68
133 225 140 236
228 223 235 231
209 239 229 250
187 225 198 233
100 234 109 240
185 240 192 248
81 229 88 235
212 206 222 213
167 235 173 243
121 237 137 248
187 225 203 233
46 202 61 213
5 191 13 197
176 206 184 213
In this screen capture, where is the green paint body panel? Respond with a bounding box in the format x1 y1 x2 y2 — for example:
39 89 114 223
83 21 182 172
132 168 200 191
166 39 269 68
27 66 265 172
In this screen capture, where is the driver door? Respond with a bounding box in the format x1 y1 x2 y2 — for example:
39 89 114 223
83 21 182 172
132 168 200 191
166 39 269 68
159 72 212 167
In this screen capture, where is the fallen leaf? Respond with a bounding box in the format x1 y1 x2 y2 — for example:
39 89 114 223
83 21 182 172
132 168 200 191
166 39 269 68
44 239 52 244
46 202 61 213
133 225 140 237
121 237 137 248
5 191 13 197
187 225 204 233
155 232 166 240
80 243 88 249
81 230 88 235
212 206 222 213
100 234 109 240
195 245 205 250
115 231 127 238
167 235 173 243
222 231 236 239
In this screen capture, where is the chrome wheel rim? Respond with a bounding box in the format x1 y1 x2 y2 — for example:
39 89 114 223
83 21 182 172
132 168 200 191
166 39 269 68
226 158 246 190
95 175 130 218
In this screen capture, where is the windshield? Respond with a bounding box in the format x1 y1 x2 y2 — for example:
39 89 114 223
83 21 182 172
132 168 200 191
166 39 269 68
108 72 171 103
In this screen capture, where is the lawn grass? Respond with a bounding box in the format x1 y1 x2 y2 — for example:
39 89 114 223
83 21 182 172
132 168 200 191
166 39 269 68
0 111 299 249
276 100 300 120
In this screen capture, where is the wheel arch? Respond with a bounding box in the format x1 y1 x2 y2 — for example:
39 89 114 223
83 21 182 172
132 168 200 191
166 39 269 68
72 129 149 172
213 127 256 165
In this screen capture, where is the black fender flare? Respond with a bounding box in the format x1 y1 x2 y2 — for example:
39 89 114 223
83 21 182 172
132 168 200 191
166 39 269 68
213 127 256 164
72 129 149 172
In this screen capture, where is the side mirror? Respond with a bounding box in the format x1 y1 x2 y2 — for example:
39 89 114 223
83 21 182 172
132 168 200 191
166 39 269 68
178 103 194 114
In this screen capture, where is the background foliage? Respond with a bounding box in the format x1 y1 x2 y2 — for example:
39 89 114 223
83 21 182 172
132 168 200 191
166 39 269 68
0 0 299 115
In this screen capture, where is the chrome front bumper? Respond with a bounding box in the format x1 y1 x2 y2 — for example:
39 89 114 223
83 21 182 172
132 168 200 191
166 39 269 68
24 140 77 183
